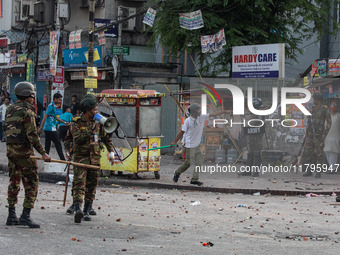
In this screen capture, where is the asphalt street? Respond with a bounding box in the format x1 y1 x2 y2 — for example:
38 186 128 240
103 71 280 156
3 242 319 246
1 175 340 255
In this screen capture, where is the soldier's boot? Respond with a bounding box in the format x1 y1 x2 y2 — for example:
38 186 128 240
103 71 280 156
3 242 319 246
6 207 19 226
18 208 40 228
66 204 75 214
88 203 97 216
252 151 261 177
83 203 92 221
74 203 84 224
241 152 253 176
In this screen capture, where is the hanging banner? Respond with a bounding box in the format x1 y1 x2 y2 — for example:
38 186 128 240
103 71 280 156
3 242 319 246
201 29 226 53
69 31 76 49
75 29 82 49
9 50 16 66
49 30 60 76
179 10 204 30
26 58 34 83
52 66 64 88
143 7 157 27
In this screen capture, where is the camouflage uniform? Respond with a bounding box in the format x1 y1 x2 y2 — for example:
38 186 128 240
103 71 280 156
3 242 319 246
245 113 264 176
5 101 46 208
67 114 114 205
304 104 331 170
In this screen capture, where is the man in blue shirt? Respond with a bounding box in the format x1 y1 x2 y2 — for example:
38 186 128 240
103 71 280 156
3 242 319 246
58 106 73 141
38 93 68 160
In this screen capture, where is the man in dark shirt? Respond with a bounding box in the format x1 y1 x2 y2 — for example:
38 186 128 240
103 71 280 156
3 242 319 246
70 95 80 116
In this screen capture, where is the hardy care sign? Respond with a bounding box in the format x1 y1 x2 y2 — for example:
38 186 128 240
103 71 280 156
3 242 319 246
232 43 285 79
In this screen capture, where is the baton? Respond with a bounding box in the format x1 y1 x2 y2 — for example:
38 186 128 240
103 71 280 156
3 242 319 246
63 163 71 207
30 156 100 170
147 144 176 151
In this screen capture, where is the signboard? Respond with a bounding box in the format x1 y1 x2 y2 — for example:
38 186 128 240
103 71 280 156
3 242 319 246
232 43 285 79
0 38 8 48
37 69 52 81
87 67 98 77
94 18 118 38
64 46 102 67
52 66 64 88
328 59 340 74
26 59 34 83
112 46 130 56
84 78 98 88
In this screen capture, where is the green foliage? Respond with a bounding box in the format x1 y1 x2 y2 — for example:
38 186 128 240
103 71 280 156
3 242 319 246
145 0 339 76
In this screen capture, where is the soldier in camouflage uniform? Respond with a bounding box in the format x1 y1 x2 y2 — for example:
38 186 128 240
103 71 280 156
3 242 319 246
5 82 51 228
66 95 115 223
303 92 331 178
241 98 265 177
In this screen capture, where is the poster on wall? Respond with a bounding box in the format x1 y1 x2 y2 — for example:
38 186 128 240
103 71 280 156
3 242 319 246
49 30 60 76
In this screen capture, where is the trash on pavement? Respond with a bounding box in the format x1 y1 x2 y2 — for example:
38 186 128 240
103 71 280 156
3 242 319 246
190 201 201 206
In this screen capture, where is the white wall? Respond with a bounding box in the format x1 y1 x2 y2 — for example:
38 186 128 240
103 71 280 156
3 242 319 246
0 0 13 33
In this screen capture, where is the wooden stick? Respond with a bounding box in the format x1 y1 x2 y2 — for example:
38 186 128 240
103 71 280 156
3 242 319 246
164 84 185 113
63 163 71 207
30 156 100 170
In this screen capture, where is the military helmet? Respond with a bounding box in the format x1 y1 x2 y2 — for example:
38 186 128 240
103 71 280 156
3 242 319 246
188 103 200 115
252 97 262 110
79 96 98 112
312 92 323 101
14 82 36 97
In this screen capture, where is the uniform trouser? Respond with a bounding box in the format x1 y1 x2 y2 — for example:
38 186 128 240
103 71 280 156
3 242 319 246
175 145 203 182
72 167 100 204
7 157 39 208
305 134 324 168
44 130 65 160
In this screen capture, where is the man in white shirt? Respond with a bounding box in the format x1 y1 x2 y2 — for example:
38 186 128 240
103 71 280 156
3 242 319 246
171 103 226 186
0 97 10 142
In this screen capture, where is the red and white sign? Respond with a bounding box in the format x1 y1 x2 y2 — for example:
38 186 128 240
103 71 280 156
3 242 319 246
52 66 64 88
0 38 8 48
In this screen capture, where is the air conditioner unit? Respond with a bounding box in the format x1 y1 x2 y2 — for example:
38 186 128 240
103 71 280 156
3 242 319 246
119 6 136 31
20 0 34 21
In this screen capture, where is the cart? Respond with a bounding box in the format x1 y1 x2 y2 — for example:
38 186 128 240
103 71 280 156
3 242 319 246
95 89 165 179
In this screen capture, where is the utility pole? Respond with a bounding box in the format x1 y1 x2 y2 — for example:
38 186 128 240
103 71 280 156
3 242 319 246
88 0 95 93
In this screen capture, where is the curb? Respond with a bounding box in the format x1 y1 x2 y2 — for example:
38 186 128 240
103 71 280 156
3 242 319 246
40 172 337 197
0 164 337 196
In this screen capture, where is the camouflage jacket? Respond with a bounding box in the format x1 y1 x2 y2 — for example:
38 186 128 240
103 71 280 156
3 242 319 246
307 104 331 135
64 114 114 165
5 101 46 158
